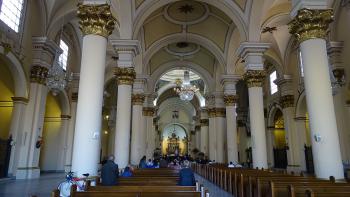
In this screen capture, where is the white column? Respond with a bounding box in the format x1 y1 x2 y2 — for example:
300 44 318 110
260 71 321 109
290 8 343 179
215 109 226 163
57 115 70 171
208 109 217 161
114 68 134 169
266 128 274 168
200 119 209 155
130 94 145 165
195 126 201 149
64 93 77 172
144 107 155 159
295 118 308 171
8 97 27 176
237 42 270 169
224 95 238 163
71 3 115 177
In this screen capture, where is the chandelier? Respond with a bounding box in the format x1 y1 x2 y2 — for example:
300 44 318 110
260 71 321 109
46 53 72 96
173 71 199 101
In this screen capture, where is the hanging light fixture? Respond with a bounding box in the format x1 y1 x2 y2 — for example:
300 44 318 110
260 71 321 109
46 53 72 96
174 70 199 101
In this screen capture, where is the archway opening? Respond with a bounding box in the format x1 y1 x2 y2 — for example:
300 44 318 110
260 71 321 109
161 124 188 156
272 109 288 169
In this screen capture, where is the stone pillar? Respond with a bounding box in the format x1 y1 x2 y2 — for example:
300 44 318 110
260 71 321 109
224 95 239 163
222 75 240 164
266 128 275 168
130 94 145 165
8 97 28 176
280 95 301 172
114 68 135 168
71 3 115 177
327 41 350 162
208 108 217 161
64 93 78 172
200 109 209 155
237 42 270 169
289 7 344 179
16 37 59 179
195 125 201 150
57 115 71 171
215 108 226 163
143 107 156 159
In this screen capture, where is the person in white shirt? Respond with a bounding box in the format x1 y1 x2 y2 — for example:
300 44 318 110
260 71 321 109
228 161 235 168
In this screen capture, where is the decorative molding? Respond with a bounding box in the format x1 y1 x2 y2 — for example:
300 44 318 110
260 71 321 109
110 40 141 56
61 115 71 120
143 107 155 116
280 95 295 109
77 3 116 38
208 108 226 117
71 92 78 102
200 119 209 126
224 95 238 106
243 70 266 88
30 65 48 85
289 8 333 43
132 94 145 105
114 67 136 85
11 97 29 103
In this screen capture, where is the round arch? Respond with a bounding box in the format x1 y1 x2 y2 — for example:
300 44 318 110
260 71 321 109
295 90 307 118
0 47 28 98
133 0 248 42
148 60 214 93
162 123 189 137
267 103 283 127
143 33 226 71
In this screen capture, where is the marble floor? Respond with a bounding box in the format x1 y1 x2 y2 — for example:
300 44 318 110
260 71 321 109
0 173 233 197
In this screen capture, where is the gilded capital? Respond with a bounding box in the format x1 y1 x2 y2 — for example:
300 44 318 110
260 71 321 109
280 95 294 109
200 119 209 126
208 108 216 118
115 67 136 85
215 108 226 117
243 70 266 88
224 95 238 106
77 3 116 38
132 94 145 105
289 8 333 43
30 65 48 85
143 107 155 116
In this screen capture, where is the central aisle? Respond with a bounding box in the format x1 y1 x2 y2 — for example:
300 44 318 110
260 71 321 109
195 173 233 197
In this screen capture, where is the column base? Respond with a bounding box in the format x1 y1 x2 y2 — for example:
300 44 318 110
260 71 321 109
287 165 302 174
16 167 40 179
64 165 72 173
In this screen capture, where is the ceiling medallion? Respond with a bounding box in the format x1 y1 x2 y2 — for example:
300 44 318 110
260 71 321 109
178 4 194 14
176 42 189 48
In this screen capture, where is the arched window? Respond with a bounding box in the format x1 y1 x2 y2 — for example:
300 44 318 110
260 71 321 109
269 70 278 95
59 40 69 70
0 0 24 32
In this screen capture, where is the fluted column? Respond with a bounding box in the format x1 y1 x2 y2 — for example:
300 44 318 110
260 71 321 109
64 93 78 172
71 3 115 177
130 94 145 165
289 7 343 179
8 97 28 176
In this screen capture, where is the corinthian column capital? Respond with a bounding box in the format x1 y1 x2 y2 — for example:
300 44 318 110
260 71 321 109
224 95 238 106
114 67 136 85
289 8 333 43
77 3 116 38
243 70 266 88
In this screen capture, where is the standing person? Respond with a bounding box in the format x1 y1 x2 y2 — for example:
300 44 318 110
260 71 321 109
101 155 119 186
178 160 196 186
139 155 147 169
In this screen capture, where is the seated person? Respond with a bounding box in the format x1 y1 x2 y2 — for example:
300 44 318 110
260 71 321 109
146 159 154 168
159 157 168 168
178 160 196 186
228 161 235 168
121 166 133 177
235 163 243 168
101 155 119 186
139 156 147 169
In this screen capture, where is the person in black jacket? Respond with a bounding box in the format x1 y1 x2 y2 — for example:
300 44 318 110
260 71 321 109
101 155 119 186
178 160 196 186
